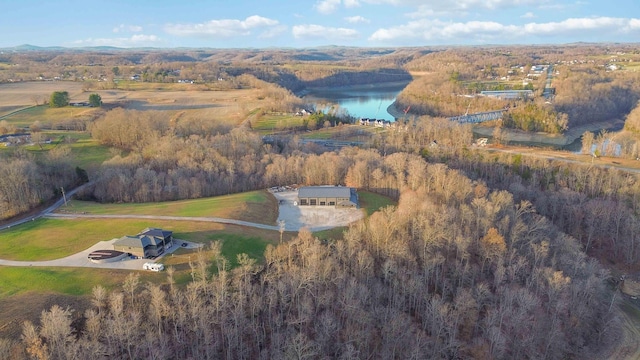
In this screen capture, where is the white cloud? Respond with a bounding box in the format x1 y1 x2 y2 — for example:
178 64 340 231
315 0 360 14
72 34 161 48
314 0 341 14
369 17 640 44
113 24 143 33
345 15 370 24
292 24 359 40
521 12 535 19
365 0 543 10
523 17 628 35
344 0 361 7
165 15 280 38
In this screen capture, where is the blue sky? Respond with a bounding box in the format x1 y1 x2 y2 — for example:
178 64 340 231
2 0 639 48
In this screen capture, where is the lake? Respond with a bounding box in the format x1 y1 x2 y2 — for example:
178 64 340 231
303 82 409 121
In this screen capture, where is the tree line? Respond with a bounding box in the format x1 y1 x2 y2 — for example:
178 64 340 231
86 106 640 268
0 147 82 220
2 150 615 359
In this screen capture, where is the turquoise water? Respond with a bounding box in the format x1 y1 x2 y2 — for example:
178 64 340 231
303 83 409 121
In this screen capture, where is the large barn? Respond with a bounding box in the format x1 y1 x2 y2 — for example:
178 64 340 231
297 186 358 208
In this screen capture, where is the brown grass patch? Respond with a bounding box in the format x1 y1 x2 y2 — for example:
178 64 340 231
0 292 90 340
0 81 86 107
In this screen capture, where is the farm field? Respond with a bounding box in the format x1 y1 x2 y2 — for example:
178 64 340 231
0 105 102 128
0 81 86 114
62 190 278 224
0 81 270 128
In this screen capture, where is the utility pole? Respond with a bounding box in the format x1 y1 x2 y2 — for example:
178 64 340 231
279 220 285 244
61 187 67 206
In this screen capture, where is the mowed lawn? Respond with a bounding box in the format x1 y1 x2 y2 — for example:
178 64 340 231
63 190 278 224
0 221 283 297
0 266 160 299
358 191 397 216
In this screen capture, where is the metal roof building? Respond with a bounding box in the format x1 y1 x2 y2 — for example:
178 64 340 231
297 186 358 208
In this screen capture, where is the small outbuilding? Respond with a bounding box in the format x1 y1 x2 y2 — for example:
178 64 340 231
297 186 358 208
113 227 173 259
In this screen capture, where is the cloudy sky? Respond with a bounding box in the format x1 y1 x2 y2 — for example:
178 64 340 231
2 0 639 48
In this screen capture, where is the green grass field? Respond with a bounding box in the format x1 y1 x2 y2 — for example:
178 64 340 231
358 191 396 216
63 190 278 224
0 266 160 299
0 189 390 297
251 113 305 132
0 214 280 261
2 131 112 170
0 217 282 297
0 105 100 128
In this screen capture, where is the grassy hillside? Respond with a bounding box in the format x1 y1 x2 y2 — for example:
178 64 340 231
62 190 278 224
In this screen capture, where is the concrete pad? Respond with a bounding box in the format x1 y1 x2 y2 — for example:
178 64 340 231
271 188 365 232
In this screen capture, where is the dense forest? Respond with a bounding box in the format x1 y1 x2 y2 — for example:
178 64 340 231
0 147 82 220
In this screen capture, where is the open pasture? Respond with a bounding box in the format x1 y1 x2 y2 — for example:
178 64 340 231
1 82 269 128
251 113 306 133
96 87 267 124
0 104 102 128
0 81 86 114
62 190 278 224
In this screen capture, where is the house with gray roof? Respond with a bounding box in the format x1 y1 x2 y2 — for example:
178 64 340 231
297 186 358 208
113 227 173 258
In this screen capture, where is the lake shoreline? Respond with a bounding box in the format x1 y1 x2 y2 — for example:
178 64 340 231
296 81 411 98
302 82 409 121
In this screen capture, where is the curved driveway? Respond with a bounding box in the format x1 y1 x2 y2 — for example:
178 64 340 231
0 189 364 269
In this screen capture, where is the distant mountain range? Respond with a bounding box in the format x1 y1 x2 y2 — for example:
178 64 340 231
0 44 161 52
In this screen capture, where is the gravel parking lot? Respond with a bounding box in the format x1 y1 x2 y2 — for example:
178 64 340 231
271 188 364 231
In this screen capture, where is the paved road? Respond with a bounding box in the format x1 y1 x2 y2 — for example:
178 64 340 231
0 181 94 232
